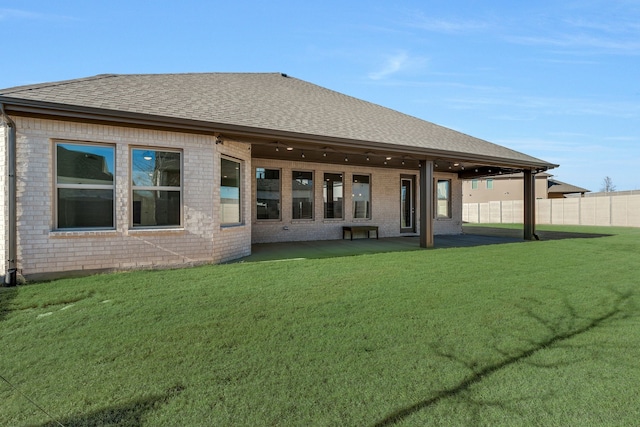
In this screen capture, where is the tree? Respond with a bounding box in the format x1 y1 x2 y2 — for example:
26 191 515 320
601 176 616 193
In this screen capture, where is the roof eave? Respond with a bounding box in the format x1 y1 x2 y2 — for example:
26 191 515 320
0 96 557 171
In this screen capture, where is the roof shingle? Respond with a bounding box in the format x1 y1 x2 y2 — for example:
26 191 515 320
0 73 555 168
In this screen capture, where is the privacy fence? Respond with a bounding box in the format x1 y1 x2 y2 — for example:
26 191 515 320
463 194 640 227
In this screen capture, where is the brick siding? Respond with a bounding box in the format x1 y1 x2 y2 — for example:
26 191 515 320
251 158 462 244
9 116 463 280
0 125 6 276
12 117 251 279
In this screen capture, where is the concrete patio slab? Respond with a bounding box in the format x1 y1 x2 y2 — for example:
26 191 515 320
235 229 522 263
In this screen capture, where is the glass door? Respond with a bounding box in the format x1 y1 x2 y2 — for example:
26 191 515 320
401 176 415 233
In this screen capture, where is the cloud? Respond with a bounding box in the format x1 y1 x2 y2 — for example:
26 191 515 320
444 94 640 120
503 8 640 54
408 14 490 34
508 33 640 53
368 52 426 80
0 8 74 22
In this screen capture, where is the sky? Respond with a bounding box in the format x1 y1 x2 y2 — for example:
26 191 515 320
1 0 639 192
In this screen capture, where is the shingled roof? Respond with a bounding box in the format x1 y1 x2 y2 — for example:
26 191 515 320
548 179 590 195
0 72 555 169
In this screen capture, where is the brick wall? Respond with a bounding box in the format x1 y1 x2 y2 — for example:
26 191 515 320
13 117 252 279
10 115 464 279
0 124 6 277
251 158 462 244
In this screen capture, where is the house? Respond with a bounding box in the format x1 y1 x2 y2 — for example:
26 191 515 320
463 172 589 203
0 73 557 284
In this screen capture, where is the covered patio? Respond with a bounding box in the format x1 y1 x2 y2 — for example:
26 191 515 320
236 227 523 263
236 226 613 263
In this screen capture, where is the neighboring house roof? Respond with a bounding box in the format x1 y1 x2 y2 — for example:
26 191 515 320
547 179 589 195
478 172 552 180
0 72 556 170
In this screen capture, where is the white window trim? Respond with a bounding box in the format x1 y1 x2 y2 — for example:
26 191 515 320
292 169 314 221
131 147 183 229
220 155 243 226
255 166 282 222
54 141 116 231
352 173 372 220
435 178 452 220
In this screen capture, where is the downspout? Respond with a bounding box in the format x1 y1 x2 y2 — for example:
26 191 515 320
1 104 17 286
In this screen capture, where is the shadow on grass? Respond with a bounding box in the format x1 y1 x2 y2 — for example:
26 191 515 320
373 288 635 426
37 385 184 427
0 287 18 322
463 226 613 241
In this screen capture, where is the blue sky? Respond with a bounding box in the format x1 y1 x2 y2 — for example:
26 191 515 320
2 0 639 191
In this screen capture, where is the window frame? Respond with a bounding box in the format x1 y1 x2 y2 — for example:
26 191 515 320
131 147 183 229
292 170 314 220
255 167 281 221
220 156 243 226
323 172 344 220
54 141 116 230
435 179 452 219
486 179 494 190
352 173 371 220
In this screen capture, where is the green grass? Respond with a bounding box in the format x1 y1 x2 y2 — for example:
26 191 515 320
2 226 640 426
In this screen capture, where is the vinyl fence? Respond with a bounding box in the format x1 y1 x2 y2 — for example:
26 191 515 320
463 194 640 227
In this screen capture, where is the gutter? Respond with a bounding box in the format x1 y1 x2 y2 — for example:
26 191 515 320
1 96 559 171
0 104 17 286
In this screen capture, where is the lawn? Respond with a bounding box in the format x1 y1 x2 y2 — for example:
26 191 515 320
1 225 640 426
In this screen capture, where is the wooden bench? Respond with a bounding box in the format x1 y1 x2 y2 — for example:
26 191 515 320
342 225 379 240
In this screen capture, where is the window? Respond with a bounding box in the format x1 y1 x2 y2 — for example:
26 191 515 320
256 168 280 220
471 179 479 190
323 173 343 219
292 171 313 220
132 149 182 227
436 179 451 218
352 174 371 219
486 179 494 190
56 142 115 229
221 157 242 224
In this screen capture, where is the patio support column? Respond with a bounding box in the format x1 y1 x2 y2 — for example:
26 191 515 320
523 169 536 240
419 160 434 248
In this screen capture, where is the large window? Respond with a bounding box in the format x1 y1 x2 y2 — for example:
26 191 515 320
436 179 451 219
221 157 242 225
256 168 281 220
292 171 313 220
132 149 182 227
323 173 343 219
352 174 371 219
486 179 494 190
56 142 115 229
